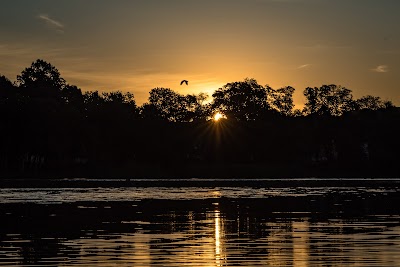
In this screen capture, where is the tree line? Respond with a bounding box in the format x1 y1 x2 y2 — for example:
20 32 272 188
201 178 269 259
1 59 399 178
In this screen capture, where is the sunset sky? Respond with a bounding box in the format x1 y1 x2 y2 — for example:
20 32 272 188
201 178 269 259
1 0 399 107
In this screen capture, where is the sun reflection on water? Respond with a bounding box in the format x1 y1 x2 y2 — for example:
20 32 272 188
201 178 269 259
214 206 225 266
3 187 400 266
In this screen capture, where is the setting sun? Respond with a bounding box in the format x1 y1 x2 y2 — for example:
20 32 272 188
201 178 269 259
214 113 225 121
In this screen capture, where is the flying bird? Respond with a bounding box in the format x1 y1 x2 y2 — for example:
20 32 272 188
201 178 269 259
180 80 188 85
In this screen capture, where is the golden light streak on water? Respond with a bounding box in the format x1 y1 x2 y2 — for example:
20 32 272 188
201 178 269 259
292 220 310 267
2 186 400 266
132 233 151 267
214 208 222 266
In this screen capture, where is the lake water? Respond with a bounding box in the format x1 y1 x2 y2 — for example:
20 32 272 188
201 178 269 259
1 179 400 266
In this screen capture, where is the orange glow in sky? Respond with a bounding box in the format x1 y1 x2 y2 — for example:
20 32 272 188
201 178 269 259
1 0 399 107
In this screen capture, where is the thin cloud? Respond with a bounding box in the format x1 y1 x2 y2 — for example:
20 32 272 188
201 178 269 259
298 64 311 69
371 65 388 73
37 14 64 33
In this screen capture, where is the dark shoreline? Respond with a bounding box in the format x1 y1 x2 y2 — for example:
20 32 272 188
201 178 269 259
2 159 399 180
1 177 400 188
2 162 399 188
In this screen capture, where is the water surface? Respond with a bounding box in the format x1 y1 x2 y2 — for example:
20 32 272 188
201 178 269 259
1 180 400 266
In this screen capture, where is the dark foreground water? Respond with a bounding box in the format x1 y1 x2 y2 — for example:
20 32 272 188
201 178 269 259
1 179 400 266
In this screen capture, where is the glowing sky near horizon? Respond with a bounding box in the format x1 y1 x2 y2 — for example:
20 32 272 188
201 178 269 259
1 0 399 106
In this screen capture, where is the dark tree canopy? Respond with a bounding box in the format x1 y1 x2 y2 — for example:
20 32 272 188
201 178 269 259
62 85 83 106
17 60 65 89
145 87 187 122
303 84 354 116
182 93 211 122
355 95 392 111
16 59 66 99
141 87 209 122
83 90 138 121
0 75 15 99
1 59 399 178
212 78 269 121
266 86 295 116
103 91 136 106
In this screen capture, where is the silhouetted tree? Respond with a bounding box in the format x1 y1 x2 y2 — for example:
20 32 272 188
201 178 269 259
16 59 66 99
140 102 162 121
83 91 103 105
102 91 138 119
61 85 83 107
1 58 400 178
141 88 207 122
355 95 394 111
143 87 186 122
103 91 135 105
383 100 395 109
266 85 295 116
82 91 104 118
0 75 15 100
212 78 269 121
303 84 354 116
183 93 211 121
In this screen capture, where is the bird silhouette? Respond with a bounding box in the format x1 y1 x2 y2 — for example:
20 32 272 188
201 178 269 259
180 80 188 85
